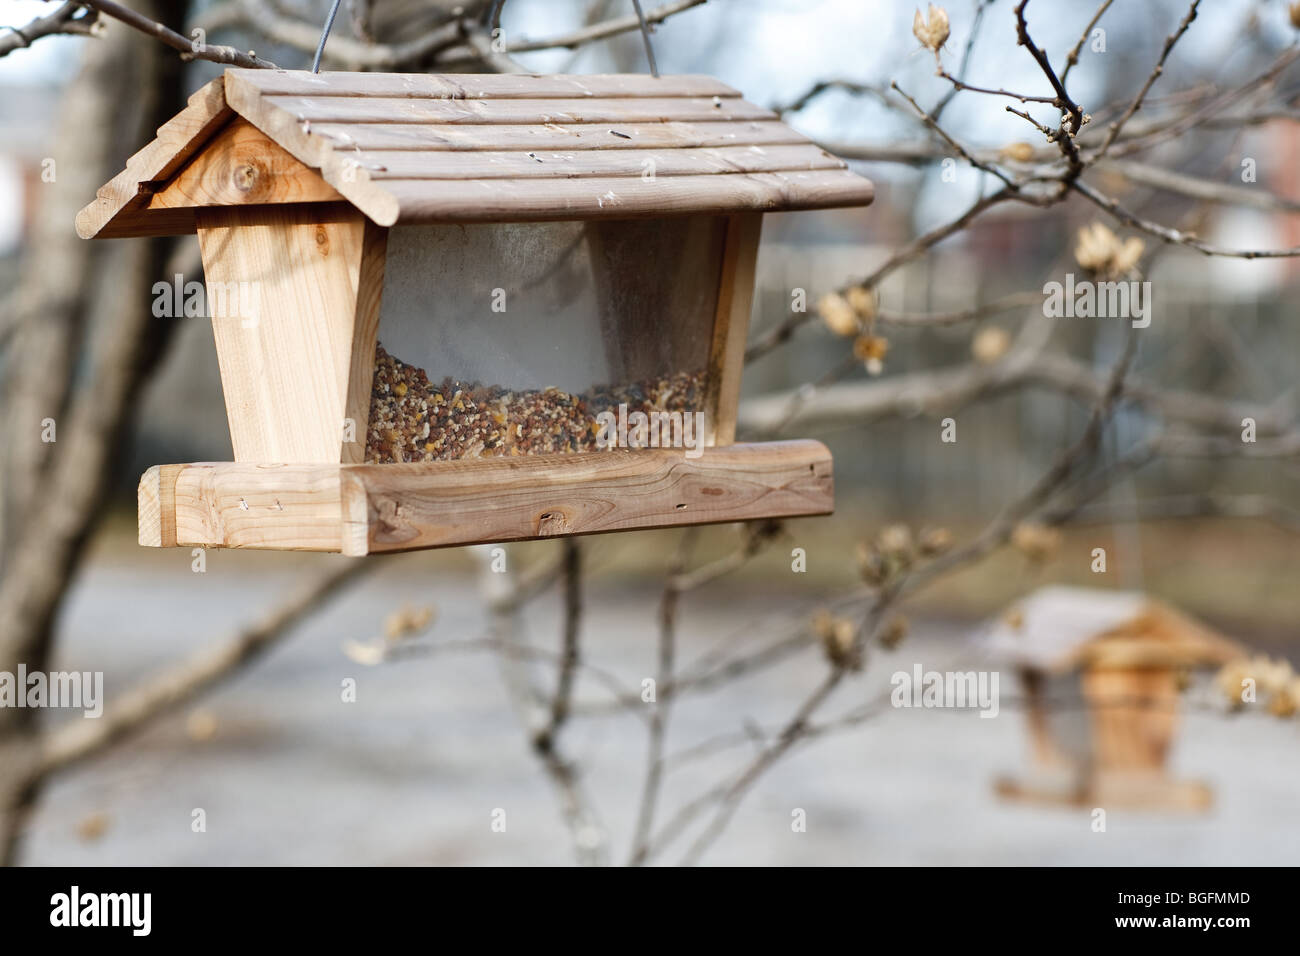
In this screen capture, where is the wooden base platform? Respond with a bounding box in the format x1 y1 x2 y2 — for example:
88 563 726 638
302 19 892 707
139 439 833 556
995 770 1213 812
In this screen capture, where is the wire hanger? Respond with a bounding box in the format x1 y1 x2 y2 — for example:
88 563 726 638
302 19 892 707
313 0 660 77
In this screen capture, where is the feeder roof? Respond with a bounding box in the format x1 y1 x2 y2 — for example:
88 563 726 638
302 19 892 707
77 70 874 239
982 586 1241 674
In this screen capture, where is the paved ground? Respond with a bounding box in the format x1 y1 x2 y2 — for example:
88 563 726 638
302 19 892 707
16 551 1300 866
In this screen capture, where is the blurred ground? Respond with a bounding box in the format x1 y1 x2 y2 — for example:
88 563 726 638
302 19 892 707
16 519 1300 866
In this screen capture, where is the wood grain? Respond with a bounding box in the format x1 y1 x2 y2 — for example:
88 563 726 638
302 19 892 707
358 144 843 181
149 117 343 210
303 120 810 153
169 463 345 552
381 170 873 223
196 205 386 464
1083 668 1178 772
996 771 1212 811
76 77 231 238
82 70 873 234
231 70 741 100
137 464 182 547
342 218 388 465
706 213 763 444
262 95 774 126
140 440 834 555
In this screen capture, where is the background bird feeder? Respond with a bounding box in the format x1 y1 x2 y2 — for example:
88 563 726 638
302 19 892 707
78 70 873 555
985 587 1241 811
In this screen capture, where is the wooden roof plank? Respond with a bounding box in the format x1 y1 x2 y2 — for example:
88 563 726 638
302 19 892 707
75 77 232 239
263 94 776 125
305 120 811 152
79 71 873 236
230 70 741 100
379 169 875 223
356 144 844 181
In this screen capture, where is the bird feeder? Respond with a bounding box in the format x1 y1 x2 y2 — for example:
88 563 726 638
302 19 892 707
985 587 1241 811
78 70 873 555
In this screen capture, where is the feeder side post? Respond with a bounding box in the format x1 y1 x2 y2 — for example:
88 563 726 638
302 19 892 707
1082 666 1180 774
138 464 183 547
341 220 388 464
196 204 387 464
705 212 762 446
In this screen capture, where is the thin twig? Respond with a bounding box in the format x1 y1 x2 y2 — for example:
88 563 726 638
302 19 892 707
891 81 1020 190
37 561 374 779
0 2 98 58
1071 179 1300 259
502 0 704 53
1091 0 1202 162
628 529 696 865
745 188 1017 363
81 0 276 68
931 0 995 121
1060 0 1113 84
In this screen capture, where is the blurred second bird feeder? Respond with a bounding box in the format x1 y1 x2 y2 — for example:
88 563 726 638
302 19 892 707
78 70 873 555
986 587 1242 811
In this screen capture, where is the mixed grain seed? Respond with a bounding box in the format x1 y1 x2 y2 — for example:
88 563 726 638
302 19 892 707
365 344 706 464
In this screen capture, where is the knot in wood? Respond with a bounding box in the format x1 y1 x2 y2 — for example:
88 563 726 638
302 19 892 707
231 162 260 194
536 509 573 535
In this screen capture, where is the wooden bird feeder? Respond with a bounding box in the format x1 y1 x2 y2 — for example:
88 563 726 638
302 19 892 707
78 70 873 555
986 587 1242 811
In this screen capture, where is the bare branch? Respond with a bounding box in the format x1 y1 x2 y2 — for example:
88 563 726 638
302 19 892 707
195 0 465 68
931 0 996 121
745 187 1017 363
878 291 1044 328
1014 0 1086 137
83 0 276 68
36 561 374 780
501 0 705 53
1072 179 1300 259
775 79 896 116
676 668 846 865
1096 158 1300 214
0 3 98 59
1091 0 1202 162
1060 0 1113 84
628 529 696 866
891 81 1021 190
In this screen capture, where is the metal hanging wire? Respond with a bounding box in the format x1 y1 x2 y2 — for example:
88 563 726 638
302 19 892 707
312 0 344 73
313 0 660 77
493 0 658 77
629 0 659 78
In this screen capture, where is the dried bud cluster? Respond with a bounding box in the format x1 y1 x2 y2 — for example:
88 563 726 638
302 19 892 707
853 334 890 376
1217 655 1300 717
971 326 1011 365
818 291 860 337
1074 221 1145 279
814 609 863 670
1010 522 1062 563
912 3 950 53
819 285 876 338
820 286 887 373
385 604 435 642
878 615 909 650
999 142 1036 163
857 523 952 585
846 285 877 322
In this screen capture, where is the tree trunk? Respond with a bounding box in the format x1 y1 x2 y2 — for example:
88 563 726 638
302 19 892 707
0 0 187 865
